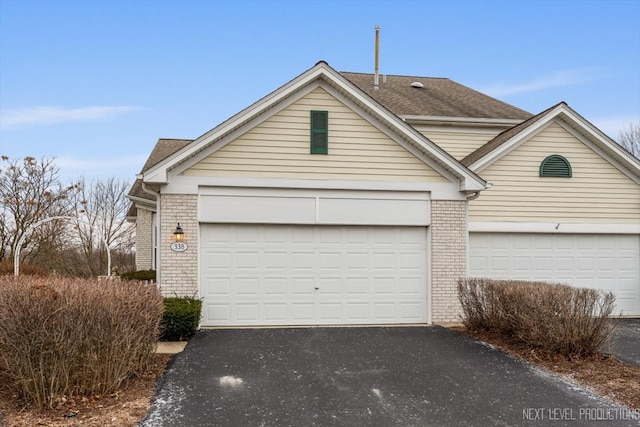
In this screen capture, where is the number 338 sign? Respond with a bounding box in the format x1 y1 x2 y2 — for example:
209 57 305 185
170 242 188 252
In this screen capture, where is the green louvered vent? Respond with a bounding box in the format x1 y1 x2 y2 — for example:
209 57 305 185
540 155 572 177
310 110 328 154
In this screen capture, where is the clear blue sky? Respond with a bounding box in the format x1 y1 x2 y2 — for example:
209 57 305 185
1 0 639 182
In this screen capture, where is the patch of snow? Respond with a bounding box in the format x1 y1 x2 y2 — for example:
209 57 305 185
219 375 244 386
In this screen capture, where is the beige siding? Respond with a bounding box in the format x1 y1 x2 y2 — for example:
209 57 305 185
184 87 448 182
470 122 640 223
414 127 502 160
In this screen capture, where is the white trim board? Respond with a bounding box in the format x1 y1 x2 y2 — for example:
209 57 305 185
469 222 640 234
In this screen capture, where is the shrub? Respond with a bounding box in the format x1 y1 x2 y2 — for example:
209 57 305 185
0 260 48 276
160 296 202 341
0 276 164 408
458 278 616 358
120 269 156 282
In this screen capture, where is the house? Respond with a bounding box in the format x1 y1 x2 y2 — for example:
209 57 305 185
127 61 640 326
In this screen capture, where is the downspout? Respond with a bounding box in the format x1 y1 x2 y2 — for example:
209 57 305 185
466 182 492 200
140 177 161 288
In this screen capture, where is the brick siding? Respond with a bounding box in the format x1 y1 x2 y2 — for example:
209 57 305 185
430 200 467 323
135 208 154 271
159 194 198 297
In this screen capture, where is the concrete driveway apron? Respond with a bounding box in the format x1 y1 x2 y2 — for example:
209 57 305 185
142 327 639 426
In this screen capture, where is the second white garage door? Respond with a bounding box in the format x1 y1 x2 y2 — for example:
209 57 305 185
200 224 428 326
469 233 640 316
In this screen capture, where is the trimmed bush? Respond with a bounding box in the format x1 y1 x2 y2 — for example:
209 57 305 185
120 269 156 282
160 296 202 341
0 276 164 408
458 278 616 358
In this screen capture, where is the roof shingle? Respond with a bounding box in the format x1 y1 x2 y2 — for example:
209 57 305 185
340 72 532 120
128 138 193 203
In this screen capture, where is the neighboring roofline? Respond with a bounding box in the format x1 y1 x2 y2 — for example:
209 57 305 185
462 102 561 168
142 61 487 192
128 194 157 207
464 102 640 180
401 115 524 127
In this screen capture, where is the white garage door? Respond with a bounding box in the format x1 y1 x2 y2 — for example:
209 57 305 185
469 233 640 316
200 224 428 326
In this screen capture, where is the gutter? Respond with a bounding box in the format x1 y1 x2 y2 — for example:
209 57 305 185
139 176 161 288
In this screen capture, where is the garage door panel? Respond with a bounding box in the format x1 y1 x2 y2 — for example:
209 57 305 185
264 278 287 295
399 277 423 295
264 252 287 270
201 225 428 326
264 303 287 321
347 303 369 319
292 278 314 295
292 252 314 270
346 278 368 295
470 233 640 316
206 252 231 269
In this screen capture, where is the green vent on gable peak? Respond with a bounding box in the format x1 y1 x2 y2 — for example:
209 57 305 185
540 155 572 177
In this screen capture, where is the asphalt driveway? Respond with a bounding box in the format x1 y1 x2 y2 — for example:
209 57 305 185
608 318 640 368
143 327 638 426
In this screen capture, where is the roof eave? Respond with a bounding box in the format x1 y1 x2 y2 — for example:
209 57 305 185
143 61 487 191
402 115 525 127
468 103 640 177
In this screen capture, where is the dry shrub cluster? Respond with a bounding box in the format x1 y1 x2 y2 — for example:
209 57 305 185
0 276 164 408
458 278 616 359
0 261 47 276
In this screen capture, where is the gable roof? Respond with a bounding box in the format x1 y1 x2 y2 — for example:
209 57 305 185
141 61 487 192
461 102 563 167
462 102 640 181
340 72 532 121
128 138 193 202
140 138 193 173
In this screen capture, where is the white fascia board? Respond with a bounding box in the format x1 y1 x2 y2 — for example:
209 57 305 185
469 105 567 172
319 82 460 184
171 83 320 176
556 120 640 185
469 221 640 234
143 63 334 184
555 111 640 177
321 79 486 191
145 61 485 192
469 103 640 178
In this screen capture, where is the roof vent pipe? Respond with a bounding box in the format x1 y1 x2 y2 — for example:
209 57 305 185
374 25 380 90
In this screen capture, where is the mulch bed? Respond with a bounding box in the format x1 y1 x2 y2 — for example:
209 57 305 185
0 354 173 427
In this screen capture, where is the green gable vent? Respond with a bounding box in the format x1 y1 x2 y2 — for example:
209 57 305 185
310 110 328 154
540 155 572 177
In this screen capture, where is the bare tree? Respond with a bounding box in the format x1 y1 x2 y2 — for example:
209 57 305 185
618 122 640 159
0 156 77 264
62 176 135 276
